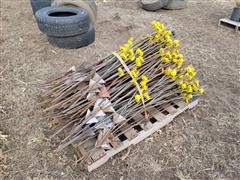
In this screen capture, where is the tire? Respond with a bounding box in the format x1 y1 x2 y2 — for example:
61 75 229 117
30 0 52 15
88 0 97 18
236 0 240 7
141 0 168 11
52 0 97 23
230 7 240 22
47 24 95 49
164 0 188 10
35 6 90 37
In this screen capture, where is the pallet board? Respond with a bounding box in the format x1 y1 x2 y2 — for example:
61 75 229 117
219 18 240 32
72 97 199 172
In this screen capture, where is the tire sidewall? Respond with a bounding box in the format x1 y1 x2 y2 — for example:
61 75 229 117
47 24 95 49
36 6 89 25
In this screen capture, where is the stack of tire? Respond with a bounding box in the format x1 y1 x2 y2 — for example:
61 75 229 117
30 0 97 49
141 0 188 11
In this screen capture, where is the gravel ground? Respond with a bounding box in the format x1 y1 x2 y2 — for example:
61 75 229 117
1 0 240 179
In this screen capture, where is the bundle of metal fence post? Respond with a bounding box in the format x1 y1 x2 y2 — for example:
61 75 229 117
41 21 204 163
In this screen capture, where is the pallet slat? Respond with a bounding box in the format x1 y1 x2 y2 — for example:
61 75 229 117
72 98 199 172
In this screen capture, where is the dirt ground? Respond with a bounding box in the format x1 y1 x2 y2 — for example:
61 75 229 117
1 0 240 179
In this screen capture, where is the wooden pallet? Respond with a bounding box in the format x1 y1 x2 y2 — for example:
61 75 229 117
72 97 199 172
219 18 240 32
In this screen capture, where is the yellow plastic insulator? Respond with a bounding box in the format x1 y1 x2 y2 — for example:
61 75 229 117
148 35 154 41
128 49 134 58
164 67 172 76
178 74 184 79
179 81 188 90
163 57 170 63
186 85 193 93
144 93 151 101
184 94 193 103
130 55 136 61
177 54 184 60
159 48 165 57
136 48 144 57
140 80 147 88
170 68 177 77
135 56 143 67
141 84 148 92
134 93 141 103
165 52 172 59
136 59 142 67
117 67 125 77
175 58 184 67
119 53 127 60
173 39 180 47
131 79 137 86
198 88 205 95
128 37 134 45
131 68 139 78
141 75 149 83
192 80 200 87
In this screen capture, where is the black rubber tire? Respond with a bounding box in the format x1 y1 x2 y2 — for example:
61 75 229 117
230 7 240 22
141 0 168 11
52 0 97 23
88 0 97 15
30 0 52 15
236 0 240 7
164 0 188 10
35 6 90 37
47 24 95 49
